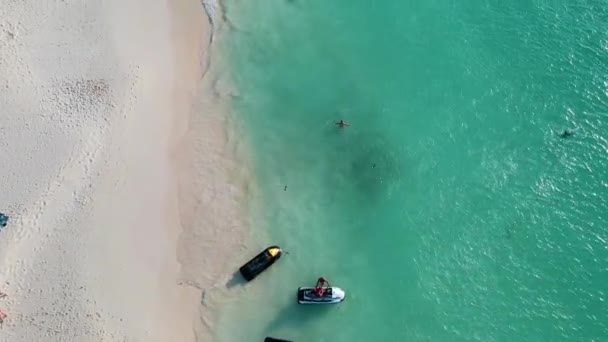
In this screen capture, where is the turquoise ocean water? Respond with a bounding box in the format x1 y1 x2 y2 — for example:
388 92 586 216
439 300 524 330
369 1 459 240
213 1 608 341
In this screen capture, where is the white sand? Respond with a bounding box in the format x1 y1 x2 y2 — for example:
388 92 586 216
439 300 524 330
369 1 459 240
0 0 246 341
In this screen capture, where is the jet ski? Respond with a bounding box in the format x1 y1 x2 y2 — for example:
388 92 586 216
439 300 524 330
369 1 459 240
297 277 345 304
239 246 282 281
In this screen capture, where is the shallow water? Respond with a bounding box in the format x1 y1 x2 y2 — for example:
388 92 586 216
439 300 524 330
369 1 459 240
214 0 608 340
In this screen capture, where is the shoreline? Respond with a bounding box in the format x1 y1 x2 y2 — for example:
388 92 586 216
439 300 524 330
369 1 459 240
174 1 262 339
0 0 249 340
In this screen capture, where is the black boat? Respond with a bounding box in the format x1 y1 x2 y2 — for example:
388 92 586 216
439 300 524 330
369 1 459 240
264 338 293 342
239 246 282 281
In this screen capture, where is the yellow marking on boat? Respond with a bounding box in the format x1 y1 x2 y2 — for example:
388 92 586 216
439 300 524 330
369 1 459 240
268 247 281 257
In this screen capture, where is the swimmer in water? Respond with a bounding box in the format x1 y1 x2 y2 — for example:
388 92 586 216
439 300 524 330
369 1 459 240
559 129 574 138
335 120 350 128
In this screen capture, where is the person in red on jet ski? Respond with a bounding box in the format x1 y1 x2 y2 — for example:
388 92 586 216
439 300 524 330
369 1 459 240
312 277 328 297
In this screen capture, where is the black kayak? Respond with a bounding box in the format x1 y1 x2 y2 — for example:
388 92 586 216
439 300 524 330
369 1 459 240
239 246 282 281
264 338 293 342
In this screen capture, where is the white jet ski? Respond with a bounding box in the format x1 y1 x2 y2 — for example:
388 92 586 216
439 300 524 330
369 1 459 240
297 277 345 305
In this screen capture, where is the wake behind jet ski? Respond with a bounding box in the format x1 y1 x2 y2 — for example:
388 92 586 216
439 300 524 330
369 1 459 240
297 277 345 305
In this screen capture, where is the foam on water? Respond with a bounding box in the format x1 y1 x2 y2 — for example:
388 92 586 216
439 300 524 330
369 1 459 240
213 0 608 341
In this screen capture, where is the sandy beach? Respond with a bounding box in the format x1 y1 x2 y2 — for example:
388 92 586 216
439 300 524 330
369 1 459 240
0 0 245 340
